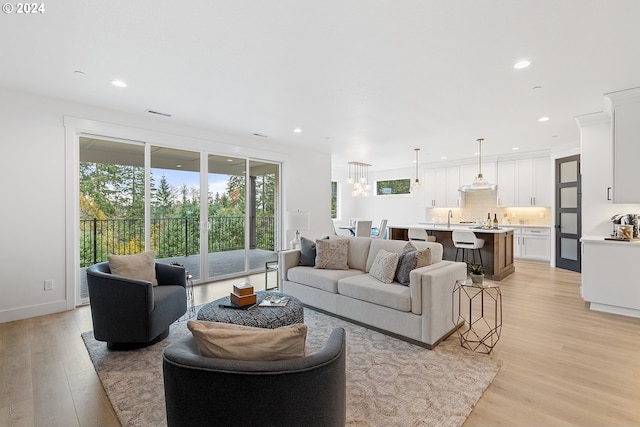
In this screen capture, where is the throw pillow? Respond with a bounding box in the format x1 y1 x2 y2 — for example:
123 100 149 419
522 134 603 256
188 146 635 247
395 247 433 285
108 251 158 286
314 238 349 270
369 249 400 284
299 236 317 266
187 321 308 361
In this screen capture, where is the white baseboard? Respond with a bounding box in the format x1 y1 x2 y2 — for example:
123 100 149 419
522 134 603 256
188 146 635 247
0 300 69 323
589 302 640 319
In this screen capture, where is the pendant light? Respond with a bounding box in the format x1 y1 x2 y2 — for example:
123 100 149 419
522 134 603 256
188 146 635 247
459 138 497 191
347 161 371 197
411 148 424 193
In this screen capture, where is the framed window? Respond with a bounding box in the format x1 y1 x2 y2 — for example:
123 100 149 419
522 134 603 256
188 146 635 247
331 181 338 219
376 178 411 195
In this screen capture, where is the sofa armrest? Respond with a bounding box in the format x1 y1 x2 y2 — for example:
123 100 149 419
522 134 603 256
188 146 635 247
409 261 467 345
278 250 301 283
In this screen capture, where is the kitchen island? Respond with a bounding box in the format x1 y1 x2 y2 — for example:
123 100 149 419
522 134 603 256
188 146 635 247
388 224 515 281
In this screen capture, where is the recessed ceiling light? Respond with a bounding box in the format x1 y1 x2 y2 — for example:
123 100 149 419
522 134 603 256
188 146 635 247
293 128 302 133
514 60 531 70
512 147 520 151
441 156 447 160
538 116 550 122
111 80 127 88
473 152 480 156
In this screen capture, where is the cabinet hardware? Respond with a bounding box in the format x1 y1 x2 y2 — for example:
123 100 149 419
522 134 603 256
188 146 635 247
607 187 612 201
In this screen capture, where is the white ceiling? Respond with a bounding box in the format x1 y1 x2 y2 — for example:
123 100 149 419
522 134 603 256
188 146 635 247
2 0 639 172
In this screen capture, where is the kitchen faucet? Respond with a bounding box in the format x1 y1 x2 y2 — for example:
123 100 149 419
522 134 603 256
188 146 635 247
447 210 453 228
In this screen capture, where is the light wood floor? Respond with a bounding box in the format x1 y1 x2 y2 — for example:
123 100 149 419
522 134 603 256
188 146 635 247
1 263 639 427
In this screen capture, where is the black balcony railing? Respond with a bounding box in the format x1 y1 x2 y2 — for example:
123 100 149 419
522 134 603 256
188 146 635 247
80 216 275 267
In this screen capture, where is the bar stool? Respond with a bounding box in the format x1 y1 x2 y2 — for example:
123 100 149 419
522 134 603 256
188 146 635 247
408 227 436 242
452 230 485 268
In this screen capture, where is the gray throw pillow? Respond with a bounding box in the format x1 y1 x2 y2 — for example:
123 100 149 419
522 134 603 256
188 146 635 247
395 247 432 285
299 237 317 266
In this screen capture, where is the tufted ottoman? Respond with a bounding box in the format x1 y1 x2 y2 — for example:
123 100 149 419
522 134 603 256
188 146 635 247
197 291 304 328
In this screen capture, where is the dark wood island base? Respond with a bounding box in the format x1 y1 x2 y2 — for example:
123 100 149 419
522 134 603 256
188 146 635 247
389 226 515 281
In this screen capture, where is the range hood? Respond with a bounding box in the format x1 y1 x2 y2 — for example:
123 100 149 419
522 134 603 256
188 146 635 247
459 138 497 192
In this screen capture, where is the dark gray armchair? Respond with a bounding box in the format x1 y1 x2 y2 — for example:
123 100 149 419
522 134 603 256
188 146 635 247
162 328 346 427
86 261 187 350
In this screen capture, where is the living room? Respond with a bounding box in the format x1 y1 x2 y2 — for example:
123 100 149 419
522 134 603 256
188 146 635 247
2 2 640 426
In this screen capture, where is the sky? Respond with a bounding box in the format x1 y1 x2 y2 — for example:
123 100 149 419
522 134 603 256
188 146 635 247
152 168 229 196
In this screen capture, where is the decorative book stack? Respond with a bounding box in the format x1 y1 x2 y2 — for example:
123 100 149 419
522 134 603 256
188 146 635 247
230 283 256 307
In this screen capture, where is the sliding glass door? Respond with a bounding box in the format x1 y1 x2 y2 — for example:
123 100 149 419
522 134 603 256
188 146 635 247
78 135 281 303
150 146 201 279
206 156 280 280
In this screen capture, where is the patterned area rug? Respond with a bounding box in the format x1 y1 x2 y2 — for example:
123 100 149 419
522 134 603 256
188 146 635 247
82 308 501 427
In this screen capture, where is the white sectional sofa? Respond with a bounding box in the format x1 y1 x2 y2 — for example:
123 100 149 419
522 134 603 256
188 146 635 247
278 236 467 349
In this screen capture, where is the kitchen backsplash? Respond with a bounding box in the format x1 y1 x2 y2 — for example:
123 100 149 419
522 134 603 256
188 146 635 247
427 190 551 226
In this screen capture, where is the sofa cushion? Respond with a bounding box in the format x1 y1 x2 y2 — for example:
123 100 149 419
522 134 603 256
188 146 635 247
315 238 349 269
345 237 372 270
288 266 364 293
369 249 400 284
187 321 307 361
337 274 411 312
108 251 158 286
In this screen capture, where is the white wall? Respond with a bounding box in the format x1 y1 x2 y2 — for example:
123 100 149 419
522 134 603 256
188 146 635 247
0 87 331 323
333 165 427 229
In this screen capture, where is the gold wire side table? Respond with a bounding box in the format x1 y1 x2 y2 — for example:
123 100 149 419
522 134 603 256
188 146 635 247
452 279 502 354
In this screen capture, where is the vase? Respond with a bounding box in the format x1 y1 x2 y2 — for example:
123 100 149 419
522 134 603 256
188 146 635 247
470 273 484 285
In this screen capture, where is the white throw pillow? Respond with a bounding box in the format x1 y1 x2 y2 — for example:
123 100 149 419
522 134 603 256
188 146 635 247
187 321 308 361
369 249 400 284
315 238 349 270
108 251 158 286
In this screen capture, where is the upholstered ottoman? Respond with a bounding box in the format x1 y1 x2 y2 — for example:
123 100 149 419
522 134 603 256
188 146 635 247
197 291 304 328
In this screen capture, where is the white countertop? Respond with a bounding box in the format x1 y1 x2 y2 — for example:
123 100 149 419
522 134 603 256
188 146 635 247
581 235 640 245
388 223 515 234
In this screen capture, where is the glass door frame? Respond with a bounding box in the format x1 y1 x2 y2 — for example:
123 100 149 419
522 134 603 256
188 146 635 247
555 154 582 272
66 117 282 308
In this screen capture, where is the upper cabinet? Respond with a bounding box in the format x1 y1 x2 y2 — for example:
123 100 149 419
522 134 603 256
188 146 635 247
605 87 640 204
496 161 515 206
497 157 551 207
424 166 462 208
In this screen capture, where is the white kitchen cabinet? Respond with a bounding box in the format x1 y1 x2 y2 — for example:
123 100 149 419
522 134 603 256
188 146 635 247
425 166 461 208
605 88 640 204
424 167 447 207
515 157 551 206
496 161 515 206
582 237 640 318
497 157 551 207
576 112 613 206
446 166 462 207
513 227 550 262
